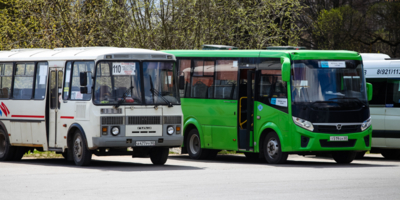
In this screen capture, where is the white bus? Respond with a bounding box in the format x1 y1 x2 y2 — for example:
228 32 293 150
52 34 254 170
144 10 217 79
0 47 183 166
362 53 400 159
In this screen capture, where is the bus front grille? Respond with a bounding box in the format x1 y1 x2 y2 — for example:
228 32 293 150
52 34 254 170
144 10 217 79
319 139 356 148
128 116 161 125
163 116 182 124
101 116 124 125
314 125 360 134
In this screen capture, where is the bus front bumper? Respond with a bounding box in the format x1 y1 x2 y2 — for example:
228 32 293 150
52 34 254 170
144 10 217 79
92 135 183 148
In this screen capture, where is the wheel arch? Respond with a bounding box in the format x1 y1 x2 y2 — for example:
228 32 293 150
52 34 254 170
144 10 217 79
258 122 284 153
0 121 11 144
67 123 89 151
183 118 204 148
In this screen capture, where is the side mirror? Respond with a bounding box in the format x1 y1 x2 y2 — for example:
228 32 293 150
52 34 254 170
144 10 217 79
366 82 373 101
80 72 88 86
281 57 291 82
179 75 185 90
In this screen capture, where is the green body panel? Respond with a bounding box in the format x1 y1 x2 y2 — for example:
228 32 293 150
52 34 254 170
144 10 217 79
167 49 370 154
182 98 238 151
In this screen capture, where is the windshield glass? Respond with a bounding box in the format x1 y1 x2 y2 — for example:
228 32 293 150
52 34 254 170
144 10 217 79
291 60 367 111
143 62 180 105
94 61 142 104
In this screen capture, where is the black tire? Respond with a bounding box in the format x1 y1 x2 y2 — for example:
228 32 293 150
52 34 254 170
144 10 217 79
355 151 366 159
0 129 16 161
72 130 92 166
381 149 400 159
149 147 169 165
186 129 209 159
332 151 357 164
244 152 260 162
12 147 27 161
263 132 288 164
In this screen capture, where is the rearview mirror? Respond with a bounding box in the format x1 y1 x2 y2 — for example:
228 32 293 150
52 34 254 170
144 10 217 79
80 72 92 94
281 57 291 82
179 76 185 90
80 72 88 86
366 82 373 101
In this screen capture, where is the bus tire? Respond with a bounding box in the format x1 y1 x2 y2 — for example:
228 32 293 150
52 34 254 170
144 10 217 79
332 151 357 164
381 149 400 159
72 130 92 166
12 147 27 161
186 129 209 159
0 129 16 161
263 132 288 164
149 147 169 165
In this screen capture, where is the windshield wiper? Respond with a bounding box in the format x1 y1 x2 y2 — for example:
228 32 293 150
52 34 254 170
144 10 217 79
114 86 134 108
149 75 173 107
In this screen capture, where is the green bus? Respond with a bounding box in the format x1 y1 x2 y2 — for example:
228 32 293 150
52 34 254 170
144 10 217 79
163 49 373 164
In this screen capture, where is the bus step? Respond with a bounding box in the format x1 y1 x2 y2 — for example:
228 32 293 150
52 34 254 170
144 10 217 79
238 129 248 149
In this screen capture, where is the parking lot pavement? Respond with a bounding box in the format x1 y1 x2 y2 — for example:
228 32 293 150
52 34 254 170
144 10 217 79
0 153 399 200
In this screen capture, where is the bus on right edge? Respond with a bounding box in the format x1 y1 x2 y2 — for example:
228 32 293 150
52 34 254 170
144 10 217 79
362 53 400 159
164 49 373 164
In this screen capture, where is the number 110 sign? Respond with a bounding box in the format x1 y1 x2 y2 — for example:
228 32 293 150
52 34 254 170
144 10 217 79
112 63 136 75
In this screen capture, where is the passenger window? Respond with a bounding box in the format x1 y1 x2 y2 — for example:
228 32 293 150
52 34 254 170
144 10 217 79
63 62 72 100
178 60 191 98
13 63 35 99
367 78 386 106
94 62 112 103
191 60 215 98
70 61 94 101
0 63 13 99
34 62 48 99
214 60 238 99
386 78 400 107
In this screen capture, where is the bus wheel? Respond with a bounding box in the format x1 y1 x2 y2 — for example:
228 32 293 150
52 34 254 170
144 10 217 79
263 132 288 164
0 129 16 161
72 130 92 166
150 147 169 165
381 149 400 159
332 151 357 164
187 129 209 159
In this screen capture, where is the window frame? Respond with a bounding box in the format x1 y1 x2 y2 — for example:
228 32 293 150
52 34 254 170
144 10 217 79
63 60 94 101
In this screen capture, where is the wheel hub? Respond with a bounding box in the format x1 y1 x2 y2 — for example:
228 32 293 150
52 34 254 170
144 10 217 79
74 137 83 161
267 138 279 158
189 134 200 154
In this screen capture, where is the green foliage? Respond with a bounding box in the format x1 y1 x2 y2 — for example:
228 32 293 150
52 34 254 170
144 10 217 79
0 0 304 50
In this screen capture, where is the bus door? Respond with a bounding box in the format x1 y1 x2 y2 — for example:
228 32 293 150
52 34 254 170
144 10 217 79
48 68 63 148
238 69 255 150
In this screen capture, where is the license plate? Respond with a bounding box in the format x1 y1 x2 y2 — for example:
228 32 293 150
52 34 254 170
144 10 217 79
135 141 156 146
329 136 348 141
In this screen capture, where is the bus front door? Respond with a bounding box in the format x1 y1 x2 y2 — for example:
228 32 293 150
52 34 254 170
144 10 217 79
48 68 63 149
238 69 255 150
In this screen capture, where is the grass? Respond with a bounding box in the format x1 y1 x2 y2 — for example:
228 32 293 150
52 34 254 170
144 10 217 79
23 149 63 159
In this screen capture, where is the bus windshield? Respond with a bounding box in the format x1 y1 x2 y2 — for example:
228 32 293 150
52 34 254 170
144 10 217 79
291 60 367 111
94 61 179 105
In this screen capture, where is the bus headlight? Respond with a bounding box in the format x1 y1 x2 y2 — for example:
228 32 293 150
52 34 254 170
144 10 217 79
167 126 175 135
293 116 314 132
361 117 371 131
111 127 120 136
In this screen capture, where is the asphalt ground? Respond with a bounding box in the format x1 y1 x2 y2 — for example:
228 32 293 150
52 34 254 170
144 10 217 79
0 153 399 200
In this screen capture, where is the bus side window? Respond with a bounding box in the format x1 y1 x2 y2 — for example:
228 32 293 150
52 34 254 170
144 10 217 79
63 62 72 100
386 79 400 107
13 63 35 99
34 62 48 100
70 61 94 101
215 60 238 99
0 63 13 99
191 60 214 99
367 78 386 106
178 59 191 98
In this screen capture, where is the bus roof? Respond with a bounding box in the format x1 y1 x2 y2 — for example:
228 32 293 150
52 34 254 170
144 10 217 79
162 50 362 60
360 53 390 60
0 47 174 61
